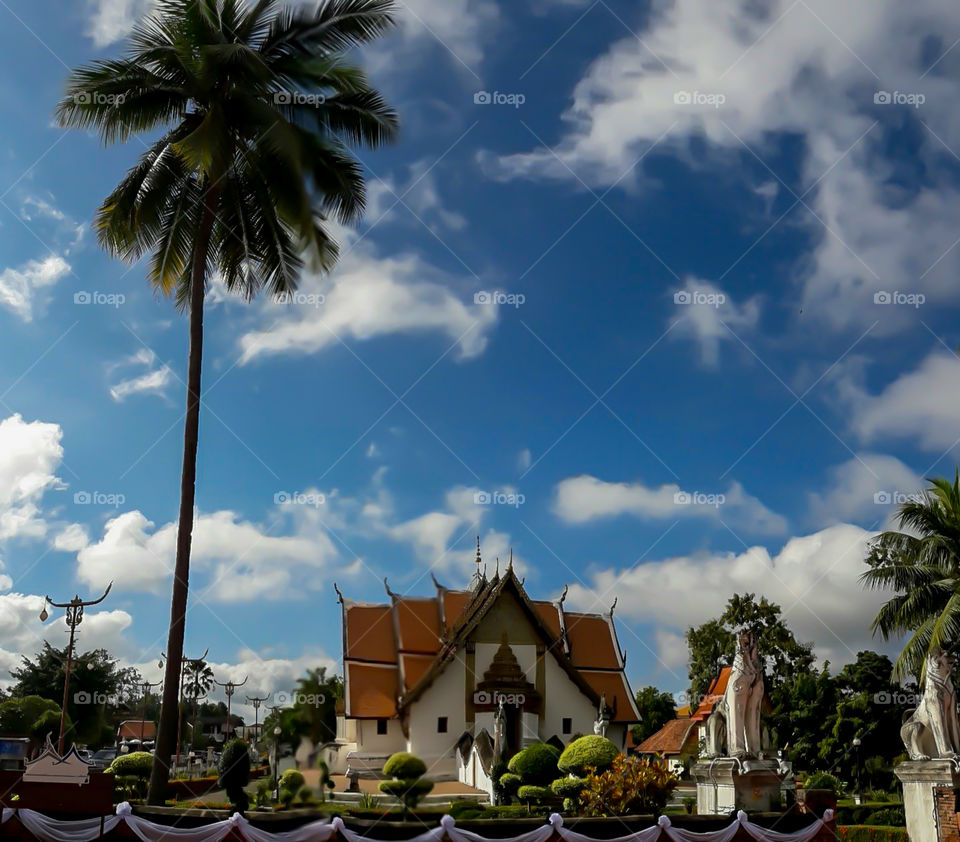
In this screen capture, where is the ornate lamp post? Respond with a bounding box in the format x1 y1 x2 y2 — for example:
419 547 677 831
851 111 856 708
273 725 282 801
246 694 269 743
852 736 862 804
39 583 112 754
214 676 247 743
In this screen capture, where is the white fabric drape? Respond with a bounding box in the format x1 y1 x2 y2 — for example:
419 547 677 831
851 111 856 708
0 802 833 842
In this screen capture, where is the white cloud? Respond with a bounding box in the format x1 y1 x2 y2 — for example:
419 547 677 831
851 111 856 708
366 160 468 232
553 474 787 535
53 523 90 553
0 414 64 541
808 454 925 525
0 256 70 321
110 366 173 402
671 279 761 366
518 448 532 471
492 0 960 334
847 353 960 452
85 0 153 47
238 227 497 364
76 507 339 601
566 523 889 668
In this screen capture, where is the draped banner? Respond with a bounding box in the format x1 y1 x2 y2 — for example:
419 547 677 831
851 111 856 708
0 803 835 842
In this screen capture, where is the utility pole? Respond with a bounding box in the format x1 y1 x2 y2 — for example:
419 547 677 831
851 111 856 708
40 583 112 754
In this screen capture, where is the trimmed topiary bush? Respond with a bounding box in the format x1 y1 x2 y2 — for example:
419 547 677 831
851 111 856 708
508 743 561 786
804 771 840 794
279 787 295 807
558 735 619 776
107 751 153 799
379 752 433 816
382 752 427 779
517 785 553 807
500 772 522 797
219 738 251 815
551 776 586 799
279 769 305 793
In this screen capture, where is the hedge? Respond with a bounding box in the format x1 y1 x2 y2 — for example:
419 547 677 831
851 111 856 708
836 827 908 842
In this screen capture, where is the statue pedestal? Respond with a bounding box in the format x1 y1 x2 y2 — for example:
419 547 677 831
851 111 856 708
895 760 960 842
692 758 784 815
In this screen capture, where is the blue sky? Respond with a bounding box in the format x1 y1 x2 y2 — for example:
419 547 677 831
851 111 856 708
2 0 960 717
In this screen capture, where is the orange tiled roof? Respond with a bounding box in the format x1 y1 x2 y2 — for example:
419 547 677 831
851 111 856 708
339 567 641 722
691 667 732 721
117 720 156 739
636 718 697 755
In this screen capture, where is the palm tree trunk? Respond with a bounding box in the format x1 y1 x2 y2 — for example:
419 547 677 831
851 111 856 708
146 180 219 805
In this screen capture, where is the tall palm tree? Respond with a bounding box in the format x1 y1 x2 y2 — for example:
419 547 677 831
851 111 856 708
862 471 960 680
182 658 215 749
55 0 398 803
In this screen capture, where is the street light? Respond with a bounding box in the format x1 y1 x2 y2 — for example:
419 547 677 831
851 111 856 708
39 583 112 754
273 726 282 801
852 736 862 804
214 676 247 743
246 694 269 744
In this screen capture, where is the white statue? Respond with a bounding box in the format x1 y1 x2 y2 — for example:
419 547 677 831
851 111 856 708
901 648 960 760
705 629 764 759
593 693 610 737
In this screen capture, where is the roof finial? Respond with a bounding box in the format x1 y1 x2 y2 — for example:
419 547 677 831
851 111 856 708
473 536 483 586
384 577 397 598
558 584 568 604
609 596 618 616
508 547 513 569
333 583 344 604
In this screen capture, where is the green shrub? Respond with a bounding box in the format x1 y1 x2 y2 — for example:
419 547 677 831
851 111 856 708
379 752 433 815
869 808 905 827
517 785 553 806
253 780 272 809
279 788 295 807
450 799 485 819
580 755 679 817
551 776 586 799
107 751 153 777
508 743 561 785
297 786 314 804
804 772 840 793
219 738 251 814
279 769 305 793
557 735 619 775
358 792 380 810
382 752 427 779
500 772 522 796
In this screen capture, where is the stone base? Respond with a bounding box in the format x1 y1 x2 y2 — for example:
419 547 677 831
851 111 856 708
895 759 960 842
692 758 784 815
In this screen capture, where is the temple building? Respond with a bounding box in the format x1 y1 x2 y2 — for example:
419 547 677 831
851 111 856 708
325 545 641 795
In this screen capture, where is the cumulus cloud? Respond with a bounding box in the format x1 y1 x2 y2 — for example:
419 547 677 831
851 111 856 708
366 159 468 232
553 474 787 535
566 523 888 669
0 256 70 322
76 507 338 601
492 0 960 334
238 226 497 364
808 454 925 525
0 414 64 541
671 279 762 366
846 353 960 452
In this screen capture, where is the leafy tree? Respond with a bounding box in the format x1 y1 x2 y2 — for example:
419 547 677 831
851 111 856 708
686 594 815 701
54 0 398 804
862 472 960 678
262 667 343 746
0 696 68 750
10 644 141 745
631 686 677 743
770 663 838 771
